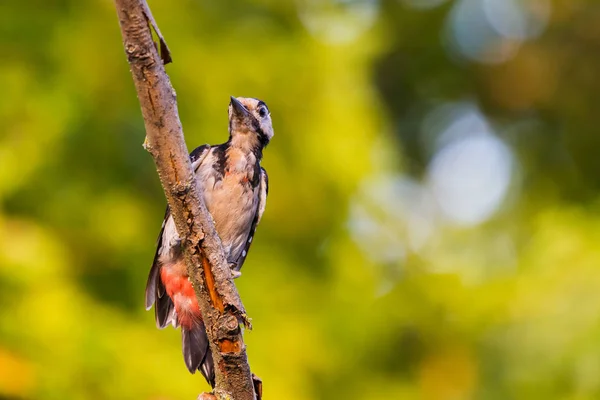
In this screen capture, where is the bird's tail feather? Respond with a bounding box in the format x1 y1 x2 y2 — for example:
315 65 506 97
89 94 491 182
182 320 215 387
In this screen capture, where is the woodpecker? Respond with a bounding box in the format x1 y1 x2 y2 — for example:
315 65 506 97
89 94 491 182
145 96 273 387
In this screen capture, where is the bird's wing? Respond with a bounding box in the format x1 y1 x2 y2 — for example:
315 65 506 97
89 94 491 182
190 144 211 170
232 167 268 271
145 206 170 311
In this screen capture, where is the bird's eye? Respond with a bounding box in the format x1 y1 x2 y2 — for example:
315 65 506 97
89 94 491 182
258 107 267 118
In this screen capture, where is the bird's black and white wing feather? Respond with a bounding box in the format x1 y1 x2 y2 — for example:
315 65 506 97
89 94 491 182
145 206 169 309
232 167 268 271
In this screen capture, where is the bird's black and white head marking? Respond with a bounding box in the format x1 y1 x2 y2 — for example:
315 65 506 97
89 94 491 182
228 97 274 149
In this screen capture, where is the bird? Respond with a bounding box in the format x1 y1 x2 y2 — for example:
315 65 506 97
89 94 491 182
144 96 273 387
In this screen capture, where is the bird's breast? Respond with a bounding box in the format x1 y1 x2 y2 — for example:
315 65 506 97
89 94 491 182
203 170 258 261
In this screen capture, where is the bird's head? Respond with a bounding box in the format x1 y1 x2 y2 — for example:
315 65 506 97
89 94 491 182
228 96 274 153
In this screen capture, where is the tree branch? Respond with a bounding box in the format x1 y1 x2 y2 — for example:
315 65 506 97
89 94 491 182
113 1 257 399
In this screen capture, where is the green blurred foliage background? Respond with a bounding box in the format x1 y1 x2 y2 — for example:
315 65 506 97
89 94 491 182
2 0 600 399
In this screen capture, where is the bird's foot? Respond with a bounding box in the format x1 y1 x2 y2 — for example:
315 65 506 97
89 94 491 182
228 263 242 279
231 270 242 279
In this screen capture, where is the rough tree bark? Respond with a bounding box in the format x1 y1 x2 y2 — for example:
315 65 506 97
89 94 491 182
113 1 259 399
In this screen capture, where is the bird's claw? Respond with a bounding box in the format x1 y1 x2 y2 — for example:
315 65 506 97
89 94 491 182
228 263 242 279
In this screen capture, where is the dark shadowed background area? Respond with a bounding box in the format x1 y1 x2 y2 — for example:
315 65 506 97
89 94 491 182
2 0 600 399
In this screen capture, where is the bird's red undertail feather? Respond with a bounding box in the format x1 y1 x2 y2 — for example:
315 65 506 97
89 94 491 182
160 261 201 328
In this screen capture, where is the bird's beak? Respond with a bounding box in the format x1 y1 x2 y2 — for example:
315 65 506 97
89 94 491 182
230 96 250 118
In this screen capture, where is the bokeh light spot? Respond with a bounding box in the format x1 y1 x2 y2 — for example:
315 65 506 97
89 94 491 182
297 0 380 45
444 0 551 64
427 133 513 226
